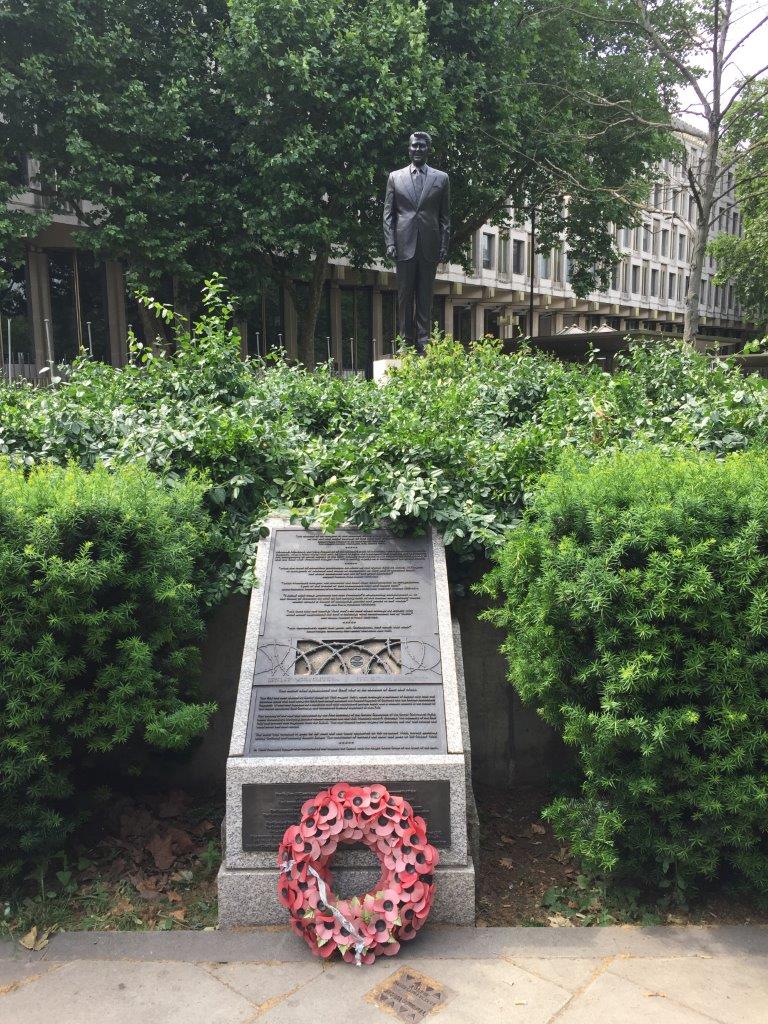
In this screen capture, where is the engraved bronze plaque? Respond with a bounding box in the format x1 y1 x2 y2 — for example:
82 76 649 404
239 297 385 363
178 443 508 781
246 526 447 756
242 780 451 851
245 683 446 756
260 529 439 638
368 967 449 1024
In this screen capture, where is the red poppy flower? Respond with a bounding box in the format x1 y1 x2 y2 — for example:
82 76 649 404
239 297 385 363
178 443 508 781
278 782 437 965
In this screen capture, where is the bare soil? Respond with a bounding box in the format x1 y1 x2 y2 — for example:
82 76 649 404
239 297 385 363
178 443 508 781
475 785 768 927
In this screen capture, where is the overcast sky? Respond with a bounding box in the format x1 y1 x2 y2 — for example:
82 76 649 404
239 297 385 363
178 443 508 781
677 1 768 123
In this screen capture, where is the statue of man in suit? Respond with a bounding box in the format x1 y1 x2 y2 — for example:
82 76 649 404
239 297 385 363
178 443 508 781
383 132 450 354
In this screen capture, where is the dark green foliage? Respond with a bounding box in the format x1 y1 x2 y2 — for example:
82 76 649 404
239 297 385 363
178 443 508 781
0 461 218 877
5 281 768 573
479 450 768 895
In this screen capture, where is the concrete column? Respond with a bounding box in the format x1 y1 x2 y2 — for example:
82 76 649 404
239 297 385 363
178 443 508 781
443 297 455 339
472 303 485 341
372 287 383 360
104 260 127 366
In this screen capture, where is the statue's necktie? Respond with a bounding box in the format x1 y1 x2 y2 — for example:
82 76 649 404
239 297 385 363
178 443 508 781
413 169 424 202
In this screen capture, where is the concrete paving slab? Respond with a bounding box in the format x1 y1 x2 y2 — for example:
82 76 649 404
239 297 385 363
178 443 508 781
506 955 600 993
408 958 572 1024
256 956 572 1024
555 970 717 1024
0 959 257 1024
206 961 324 1007
0 960 59 993
609 955 768 1024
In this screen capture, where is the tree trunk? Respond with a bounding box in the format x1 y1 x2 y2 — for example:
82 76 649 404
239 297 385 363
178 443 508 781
683 129 719 348
296 247 330 369
136 301 170 354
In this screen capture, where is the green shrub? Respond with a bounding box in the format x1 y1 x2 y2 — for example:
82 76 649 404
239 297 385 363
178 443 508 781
0 462 219 876
479 450 768 896
5 278 768 579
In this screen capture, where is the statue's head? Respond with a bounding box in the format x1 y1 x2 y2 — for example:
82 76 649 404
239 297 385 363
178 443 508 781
408 131 431 167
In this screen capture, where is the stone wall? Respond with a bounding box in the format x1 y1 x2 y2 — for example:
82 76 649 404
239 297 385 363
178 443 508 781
450 559 565 788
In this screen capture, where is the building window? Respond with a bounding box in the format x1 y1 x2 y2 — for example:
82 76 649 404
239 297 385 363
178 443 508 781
247 280 284 356
642 264 649 295
650 268 659 297
611 264 620 290
631 265 640 293
512 239 525 274
678 232 686 260
483 307 501 338
46 249 110 364
642 225 651 252
661 229 670 257
668 272 676 300
453 304 472 343
381 290 398 355
539 252 551 279
481 232 494 270
340 286 372 374
0 257 33 373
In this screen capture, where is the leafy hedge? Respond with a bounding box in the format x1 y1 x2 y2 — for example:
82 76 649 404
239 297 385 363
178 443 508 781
3 282 768 587
0 462 220 876
479 450 768 896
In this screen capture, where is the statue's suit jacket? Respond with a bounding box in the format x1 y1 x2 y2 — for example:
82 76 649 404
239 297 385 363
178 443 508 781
383 164 450 263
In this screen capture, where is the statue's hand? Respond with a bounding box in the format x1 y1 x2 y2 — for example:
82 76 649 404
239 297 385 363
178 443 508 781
386 245 397 260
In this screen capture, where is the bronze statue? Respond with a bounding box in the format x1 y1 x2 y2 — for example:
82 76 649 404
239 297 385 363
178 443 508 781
383 132 450 354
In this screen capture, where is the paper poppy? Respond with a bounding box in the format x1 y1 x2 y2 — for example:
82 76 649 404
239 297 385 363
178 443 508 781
277 782 439 965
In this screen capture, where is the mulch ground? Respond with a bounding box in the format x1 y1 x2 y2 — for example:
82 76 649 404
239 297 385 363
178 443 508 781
475 785 768 927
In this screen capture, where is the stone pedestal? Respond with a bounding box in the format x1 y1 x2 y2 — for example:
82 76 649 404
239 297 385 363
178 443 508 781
372 357 402 383
218 520 476 927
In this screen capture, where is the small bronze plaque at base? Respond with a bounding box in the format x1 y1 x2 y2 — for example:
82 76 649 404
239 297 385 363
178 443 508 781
367 967 449 1024
242 780 451 851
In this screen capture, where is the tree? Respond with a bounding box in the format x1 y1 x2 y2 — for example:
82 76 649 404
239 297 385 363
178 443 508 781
0 1 236 339
709 81 768 327
1 0 691 358
453 0 686 294
221 0 443 365
629 0 768 342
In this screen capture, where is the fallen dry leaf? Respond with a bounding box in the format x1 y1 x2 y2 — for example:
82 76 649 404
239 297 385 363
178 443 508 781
169 908 186 922
19 926 37 950
167 890 182 904
33 927 55 951
500 835 515 847
158 790 189 819
192 820 215 836
146 827 196 871
498 858 515 870
531 823 546 835
547 914 575 928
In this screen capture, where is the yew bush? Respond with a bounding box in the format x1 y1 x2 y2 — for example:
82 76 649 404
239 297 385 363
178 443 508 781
0 462 219 876
479 450 768 895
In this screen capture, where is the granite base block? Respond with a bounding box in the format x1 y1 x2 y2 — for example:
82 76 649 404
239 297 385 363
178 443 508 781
217 858 476 928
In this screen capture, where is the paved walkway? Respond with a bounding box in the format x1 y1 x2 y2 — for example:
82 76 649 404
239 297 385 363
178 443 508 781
1 926 767 1024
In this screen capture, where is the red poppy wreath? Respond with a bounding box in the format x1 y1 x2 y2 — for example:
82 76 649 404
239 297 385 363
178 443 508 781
278 782 439 965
